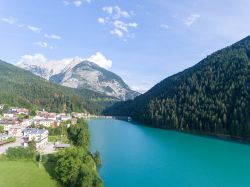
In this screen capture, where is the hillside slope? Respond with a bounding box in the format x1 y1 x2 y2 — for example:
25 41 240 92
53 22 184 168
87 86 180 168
0 60 115 113
104 36 250 139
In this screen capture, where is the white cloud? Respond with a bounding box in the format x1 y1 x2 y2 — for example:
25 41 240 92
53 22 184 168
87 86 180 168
99 6 137 40
35 41 48 48
113 20 129 32
18 52 112 70
83 0 92 4
183 14 200 26
161 24 170 29
98 17 106 24
18 54 47 65
63 0 91 7
128 22 138 28
73 0 82 7
110 29 124 38
63 0 70 6
103 6 130 19
109 20 138 39
44 33 62 40
1 17 16 24
103 6 113 14
87 52 112 69
113 6 130 19
35 41 55 49
27 25 41 33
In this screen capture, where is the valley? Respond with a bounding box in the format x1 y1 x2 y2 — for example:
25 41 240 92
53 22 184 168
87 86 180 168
1 1 250 186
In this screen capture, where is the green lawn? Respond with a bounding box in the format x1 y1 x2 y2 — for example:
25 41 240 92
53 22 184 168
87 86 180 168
48 136 59 142
48 135 69 143
0 161 58 187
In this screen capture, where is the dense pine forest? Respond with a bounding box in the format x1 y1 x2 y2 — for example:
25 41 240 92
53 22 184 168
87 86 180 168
104 36 250 140
0 60 116 114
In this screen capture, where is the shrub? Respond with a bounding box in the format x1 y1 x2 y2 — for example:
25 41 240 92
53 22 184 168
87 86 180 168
6 146 36 160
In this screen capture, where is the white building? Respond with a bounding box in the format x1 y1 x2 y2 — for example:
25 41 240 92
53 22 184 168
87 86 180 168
3 111 16 119
33 115 46 120
21 119 33 127
8 126 23 137
16 108 29 115
9 108 18 112
72 112 90 118
23 128 48 150
0 134 10 142
60 115 72 121
38 119 55 127
47 113 57 121
0 120 18 131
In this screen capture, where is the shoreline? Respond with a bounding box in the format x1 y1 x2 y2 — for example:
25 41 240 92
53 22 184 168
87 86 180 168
93 116 250 146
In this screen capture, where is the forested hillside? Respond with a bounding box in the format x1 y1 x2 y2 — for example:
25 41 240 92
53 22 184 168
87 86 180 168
0 60 116 113
104 36 250 139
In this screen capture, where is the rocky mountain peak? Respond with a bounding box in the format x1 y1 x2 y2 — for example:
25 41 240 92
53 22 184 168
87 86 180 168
17 59 140 100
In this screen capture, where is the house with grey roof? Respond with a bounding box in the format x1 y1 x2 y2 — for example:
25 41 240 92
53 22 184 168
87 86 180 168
23 128 48 150
0 134 10 142
3 110 16 119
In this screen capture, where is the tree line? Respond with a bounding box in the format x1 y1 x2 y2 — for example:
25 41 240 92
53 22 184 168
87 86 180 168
53 119 103 187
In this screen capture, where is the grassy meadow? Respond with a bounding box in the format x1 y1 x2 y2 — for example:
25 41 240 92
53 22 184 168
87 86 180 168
0 161 57 187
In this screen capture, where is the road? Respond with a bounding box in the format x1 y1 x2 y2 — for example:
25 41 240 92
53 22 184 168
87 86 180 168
0 137 23 154
40 142 56 155
0 138 57 155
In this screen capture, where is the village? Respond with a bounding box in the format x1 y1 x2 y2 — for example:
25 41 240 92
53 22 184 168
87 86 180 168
0 104 92 154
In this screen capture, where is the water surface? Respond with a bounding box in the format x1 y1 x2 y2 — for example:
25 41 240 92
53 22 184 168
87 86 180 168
89 119 250 187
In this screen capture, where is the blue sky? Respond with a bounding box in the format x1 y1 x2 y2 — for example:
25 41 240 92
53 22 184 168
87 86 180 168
0 0 250 92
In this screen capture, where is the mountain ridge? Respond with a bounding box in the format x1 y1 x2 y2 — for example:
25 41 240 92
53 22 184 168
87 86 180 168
17 58 140 100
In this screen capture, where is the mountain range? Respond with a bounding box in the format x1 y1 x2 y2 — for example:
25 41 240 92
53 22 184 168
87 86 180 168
17 58 139 100
0 60 116 114
2 36 250 140
104 36 250 140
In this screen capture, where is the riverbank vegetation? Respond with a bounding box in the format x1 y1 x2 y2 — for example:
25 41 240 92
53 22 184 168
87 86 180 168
45 119 103 187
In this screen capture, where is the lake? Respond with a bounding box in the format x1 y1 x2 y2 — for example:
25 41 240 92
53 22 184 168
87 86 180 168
89 119 250 187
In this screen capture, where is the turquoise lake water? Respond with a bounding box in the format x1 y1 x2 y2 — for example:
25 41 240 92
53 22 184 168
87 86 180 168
89 119 250 187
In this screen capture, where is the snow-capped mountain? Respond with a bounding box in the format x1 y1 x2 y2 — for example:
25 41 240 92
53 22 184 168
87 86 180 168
17 58 140 100
17 57 83 80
